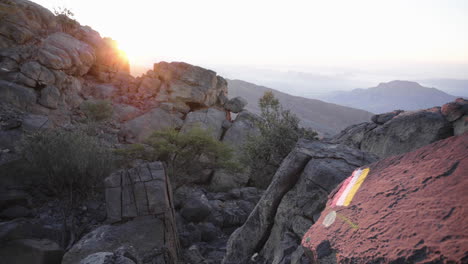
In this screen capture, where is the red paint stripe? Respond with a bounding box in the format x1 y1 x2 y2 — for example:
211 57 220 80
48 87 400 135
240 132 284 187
331 171 355 207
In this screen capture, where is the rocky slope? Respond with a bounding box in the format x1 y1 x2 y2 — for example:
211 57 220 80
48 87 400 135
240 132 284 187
322 80 458 113
227 79 373 136
223 140 377 264
302 133 468 263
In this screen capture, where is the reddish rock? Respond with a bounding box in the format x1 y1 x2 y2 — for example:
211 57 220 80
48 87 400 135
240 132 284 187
302 133 468 263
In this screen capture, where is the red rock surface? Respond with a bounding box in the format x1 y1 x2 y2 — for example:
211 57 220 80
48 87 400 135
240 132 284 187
302 133 468 263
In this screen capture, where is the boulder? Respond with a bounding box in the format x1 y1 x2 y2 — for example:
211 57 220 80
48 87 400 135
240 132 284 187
210 111 260 191
20 61 56 87
38 85 61 109
332 106 453 158
441 98 468 122
222 140 376 264
328 122 377 149
119 108 183 143
181 108 227 139
180 193 212 223
112 104 140 122
361 107 452 157
224 96 248 113
454 115 468 136
66 162 180 264
38 32 95 76
152 62 228 108
370 110 403 124
90 84 118 99
0 238 63 264
0 80 37 111
302 133 468 263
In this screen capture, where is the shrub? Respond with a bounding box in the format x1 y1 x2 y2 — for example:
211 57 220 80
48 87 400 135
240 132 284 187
116 126 241 186
53 7 79 32
243 91 318 188
81 100 113 122
20 127 115 201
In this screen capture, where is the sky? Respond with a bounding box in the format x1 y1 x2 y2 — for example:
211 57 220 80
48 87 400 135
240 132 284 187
35 0 468 93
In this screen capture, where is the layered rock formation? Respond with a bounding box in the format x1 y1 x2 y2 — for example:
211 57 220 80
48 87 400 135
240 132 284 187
330 98 467 158
63 162 180 264
223 140 377 264
302 133 468 263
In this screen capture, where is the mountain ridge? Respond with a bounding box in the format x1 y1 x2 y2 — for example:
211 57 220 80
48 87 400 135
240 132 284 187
227 79 374 136
321 80 458 113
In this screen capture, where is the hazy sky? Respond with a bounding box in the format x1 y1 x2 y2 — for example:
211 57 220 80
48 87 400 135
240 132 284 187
35 0 468 80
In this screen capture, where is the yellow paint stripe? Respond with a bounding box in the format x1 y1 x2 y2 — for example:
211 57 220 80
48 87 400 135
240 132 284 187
343 168 370 206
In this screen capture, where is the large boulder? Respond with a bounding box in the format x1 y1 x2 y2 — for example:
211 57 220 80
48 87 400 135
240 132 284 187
210 111 260 191
119 108 183 143
302 133 468 263
152 62 228 108
360 107 452 158
181 107 227 139
331 106 453 158
224 96 247 113
37 32 95 76
222 140 376 264
65 162 180 264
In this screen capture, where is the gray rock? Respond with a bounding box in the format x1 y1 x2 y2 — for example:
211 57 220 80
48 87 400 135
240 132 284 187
38 32 95 76
104 162 173 222
180 194 212 223
120 108 183 143
0 80 37 111
0 238 63 264
92 84 118 99
371 110 403 125
38 85 61 109
62 218 166 264
79 252 113 264
20 61 55 86
222 140 376 264
210 111 260 191
332 106 453 158
181 107 226 139
361 108 452 158
153 62 228 108
454 115 468 136
112 104 140 122
224 96 248 113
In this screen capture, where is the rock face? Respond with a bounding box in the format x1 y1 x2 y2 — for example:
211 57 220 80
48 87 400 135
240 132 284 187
64 162 180 264
222 140 377 264
210 111 261 191
302 133 468 263
181 107 227 140
331 99 468 158
119 108 183 143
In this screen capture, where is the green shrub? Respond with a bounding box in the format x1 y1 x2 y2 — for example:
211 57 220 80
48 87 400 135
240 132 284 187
243 91 318 188
20 127 115 201
116 126 241 186
81 100 113 122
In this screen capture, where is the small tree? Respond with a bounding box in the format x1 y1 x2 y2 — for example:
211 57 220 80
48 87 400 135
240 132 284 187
117 127 241 186
243 91 317 188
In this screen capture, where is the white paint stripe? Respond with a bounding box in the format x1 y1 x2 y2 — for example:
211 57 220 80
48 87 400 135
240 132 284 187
336 168 362 206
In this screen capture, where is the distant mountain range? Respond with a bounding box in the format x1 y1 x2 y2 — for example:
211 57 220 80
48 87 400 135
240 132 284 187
227 79 373 136
320 80 459 113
